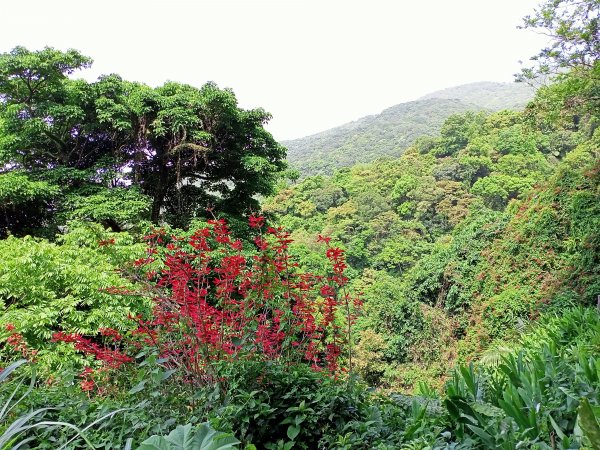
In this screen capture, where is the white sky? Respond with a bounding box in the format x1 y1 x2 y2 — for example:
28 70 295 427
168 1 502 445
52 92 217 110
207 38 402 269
1 0 547 141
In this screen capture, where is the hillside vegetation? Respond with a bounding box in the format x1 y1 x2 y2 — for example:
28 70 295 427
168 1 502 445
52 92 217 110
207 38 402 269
266 64 600 390
1 0 600 448
419 81 535 110
285 81 535 176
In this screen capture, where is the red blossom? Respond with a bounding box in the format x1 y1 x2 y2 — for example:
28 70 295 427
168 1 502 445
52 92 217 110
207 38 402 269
6 326 37 360
320 285 336 297
317 235 331 245
248 214 265 229
99 328 123 342
52 332 132 369
325 247 344 260
55 216 360 389
80 379 95 392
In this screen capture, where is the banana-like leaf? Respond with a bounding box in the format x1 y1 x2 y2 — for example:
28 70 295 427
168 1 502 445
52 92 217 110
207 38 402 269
166 424 196 450
578 398 600 450
0 359 28 383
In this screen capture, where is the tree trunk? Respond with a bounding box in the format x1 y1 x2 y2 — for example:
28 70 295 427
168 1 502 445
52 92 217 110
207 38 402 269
151 153 170 223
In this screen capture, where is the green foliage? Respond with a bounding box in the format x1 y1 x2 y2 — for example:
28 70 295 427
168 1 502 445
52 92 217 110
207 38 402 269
286 82 535 177
208 362 367 448
266 149 444 278
518 0 600 79
137 423 239 450
0 46 287 234
0 171 60 237
443 307 600 448
66 187 151 231
400 127 600 357
0 171 59 206
354 271 424 363
0 222 148 369
11 352 195 448
3 356 427 450
206 360 429 450
270 101 566 283
436 112 486 157
480 287 536 340
405 208 506 315
1 4 600 447
6 307 598 449
577 398 600 450
0 360 57 449
0 359 114 450
524 62 600 139
494 123 540 155
470 174 531 209
285 99 479 177
267 61 600 391
473 139 600 328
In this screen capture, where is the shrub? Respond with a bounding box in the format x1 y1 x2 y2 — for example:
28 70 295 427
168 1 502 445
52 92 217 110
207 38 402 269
0 222 148 371
47 217 361 393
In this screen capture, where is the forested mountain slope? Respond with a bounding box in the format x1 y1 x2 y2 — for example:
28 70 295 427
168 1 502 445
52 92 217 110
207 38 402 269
285 81 535 176
419 81 535 110
266 63 600 390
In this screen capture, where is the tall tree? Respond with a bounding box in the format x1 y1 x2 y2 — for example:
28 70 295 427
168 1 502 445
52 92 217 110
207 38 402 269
0 47 287 233
518 0 600 80
94 77 287 225
0 46 106 169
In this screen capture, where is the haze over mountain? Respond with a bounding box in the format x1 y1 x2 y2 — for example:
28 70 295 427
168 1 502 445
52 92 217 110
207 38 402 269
418 81 535 110
284 81 535 176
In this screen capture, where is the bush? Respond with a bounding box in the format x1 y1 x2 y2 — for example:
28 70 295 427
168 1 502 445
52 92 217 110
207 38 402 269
444 308 600 448
0 222 148 371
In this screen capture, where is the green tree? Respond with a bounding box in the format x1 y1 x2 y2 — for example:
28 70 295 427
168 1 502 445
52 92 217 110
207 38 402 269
0 222 147 369
0 171 59 237
354 270 424 363
518 0 600 80
96 78 287 225
435 112 486 157
0 47 287 233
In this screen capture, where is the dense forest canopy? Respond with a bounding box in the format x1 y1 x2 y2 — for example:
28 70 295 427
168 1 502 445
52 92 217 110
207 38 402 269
265 62 600 385
0 47 288 235
0 0 600 448
284 82 536 177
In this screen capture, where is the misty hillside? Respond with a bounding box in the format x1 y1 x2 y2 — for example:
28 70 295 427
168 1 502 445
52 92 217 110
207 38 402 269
419 81 535 110
284 81 535 176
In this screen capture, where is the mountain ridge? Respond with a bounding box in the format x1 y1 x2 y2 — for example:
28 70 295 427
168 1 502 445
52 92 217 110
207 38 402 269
418 81 535 110
284 81 535 176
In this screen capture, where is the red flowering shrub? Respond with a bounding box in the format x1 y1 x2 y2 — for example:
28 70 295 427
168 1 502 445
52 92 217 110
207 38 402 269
51 215 361 389
5 324 38 360
50 332 132 369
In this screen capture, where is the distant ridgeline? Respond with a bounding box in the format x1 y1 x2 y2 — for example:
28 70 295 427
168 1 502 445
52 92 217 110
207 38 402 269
266 67 599 389
284 81 535 177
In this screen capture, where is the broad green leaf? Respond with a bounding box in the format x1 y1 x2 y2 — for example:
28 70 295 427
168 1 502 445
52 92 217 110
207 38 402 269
287 424 300 441
578 398 600 450
137 435 171 450
192 422 240 450
470 402 504 418
165 424 195 450
129 381 147 395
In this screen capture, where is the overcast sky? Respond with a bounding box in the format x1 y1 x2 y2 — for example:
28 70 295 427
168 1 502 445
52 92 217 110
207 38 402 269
1 0 547 140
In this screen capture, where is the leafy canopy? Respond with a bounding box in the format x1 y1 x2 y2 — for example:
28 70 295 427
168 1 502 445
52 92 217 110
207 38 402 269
0 47 287 233
518 0 600 79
